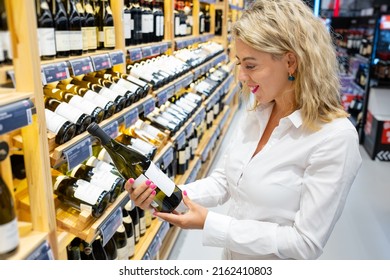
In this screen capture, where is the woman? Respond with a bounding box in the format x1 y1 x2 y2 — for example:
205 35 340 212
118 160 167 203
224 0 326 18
126 0 362 259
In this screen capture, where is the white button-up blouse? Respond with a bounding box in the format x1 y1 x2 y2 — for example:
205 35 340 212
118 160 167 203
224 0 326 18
179 102 362 260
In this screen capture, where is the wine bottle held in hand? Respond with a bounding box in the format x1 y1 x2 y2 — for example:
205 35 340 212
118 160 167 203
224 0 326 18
87 123 182 213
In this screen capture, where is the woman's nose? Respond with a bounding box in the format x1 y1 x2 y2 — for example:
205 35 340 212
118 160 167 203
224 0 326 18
237 66 249 82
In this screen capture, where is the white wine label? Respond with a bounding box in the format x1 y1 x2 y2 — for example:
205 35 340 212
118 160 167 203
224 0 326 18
69 31 83 51
116 78 138 92
90 170 120 191
109 83 129 96
127 236 135 258
139 217 146 235
99 87 119 101
131 139 154 154
104 27 115 48
83 90 110 108
74 179 105 205
124 13 131 39
116 246 128 260
133 162 175 197
37 28 56 56
45 109 68 134
86 27 97 49
178 150 186 164
0 218 19 255
55 31 71 52
94 160 115 172
55 103 83 123
68 95 98 115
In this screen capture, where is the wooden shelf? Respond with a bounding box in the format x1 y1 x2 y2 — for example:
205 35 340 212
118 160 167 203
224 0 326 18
0 90 34 107
7 227 49 260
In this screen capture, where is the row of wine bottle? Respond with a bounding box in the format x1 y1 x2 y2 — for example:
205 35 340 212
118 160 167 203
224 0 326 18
66 200 153 260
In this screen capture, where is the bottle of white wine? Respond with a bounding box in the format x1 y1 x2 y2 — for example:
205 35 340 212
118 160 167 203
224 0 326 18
103 236 118 260
0 176 19 259
87 123 182 213
44 109 77 145
44 96 92 135
70 163 124 202
112 224 128 260
52 173 110 218
122 207 135 258
125 200 140 244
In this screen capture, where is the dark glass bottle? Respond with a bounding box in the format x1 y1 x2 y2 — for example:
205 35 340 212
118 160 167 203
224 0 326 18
103 236 118 260
83 0 97 52
87 122 183 213
53 0 71 57
125 200 140 244
122 207 135 258
140 0 153 43
57 82 116 119
75 0 88 53
70 163 125 202
90 236 107 259
67 0 83 56
67 237 82 260
44 109 77 144
153 0 164 42
52 173 111 218
0 176 19 259
124 0 131 46
44 96 92 135
80 240 95 260
96 0 115 50
36 0 56 60
129 0 143 45
112 224 129 260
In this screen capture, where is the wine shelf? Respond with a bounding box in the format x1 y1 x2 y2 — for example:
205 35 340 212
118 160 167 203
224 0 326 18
131 218 163 260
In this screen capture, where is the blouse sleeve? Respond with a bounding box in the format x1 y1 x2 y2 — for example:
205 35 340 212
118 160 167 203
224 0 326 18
202 128 362 259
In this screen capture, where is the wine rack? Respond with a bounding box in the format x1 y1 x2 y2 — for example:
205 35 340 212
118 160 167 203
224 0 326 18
1 0 243 260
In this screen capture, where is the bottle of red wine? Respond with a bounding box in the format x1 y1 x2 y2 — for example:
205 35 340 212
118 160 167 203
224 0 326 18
96 0 115 50
53 0 71 57
36 0 56 60
87 122 182 213
67 0 83 56
83 0 97 52
0 176 19 259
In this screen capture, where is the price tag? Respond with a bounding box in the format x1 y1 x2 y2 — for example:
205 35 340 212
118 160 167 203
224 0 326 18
0 99 33 135
141 46 152 58
185 122 193 137
100 207 122 247
160 42 169 53
176 41 184 50
63 138 92 171
123 108 139 128
26 241 54 260
143 98 155 116
174 79 183 93
166 85 175 99
91 53 112 71
161 146 174 168
41 62 70 84
151 45 160 56
128 48 143 62
102 120 119 139
109 51 125 65
157 89 168 107
175 131 186 150
69 57 93 76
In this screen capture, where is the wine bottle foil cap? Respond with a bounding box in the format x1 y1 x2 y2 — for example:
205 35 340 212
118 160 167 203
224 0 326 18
53 175 67 190
70 164 82 178
87 122 99 135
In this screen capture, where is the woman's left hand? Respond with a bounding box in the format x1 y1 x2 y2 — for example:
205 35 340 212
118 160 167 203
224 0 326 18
154 191 208 230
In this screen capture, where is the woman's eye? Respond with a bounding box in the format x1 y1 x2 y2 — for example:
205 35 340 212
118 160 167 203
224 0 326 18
245 65 255 70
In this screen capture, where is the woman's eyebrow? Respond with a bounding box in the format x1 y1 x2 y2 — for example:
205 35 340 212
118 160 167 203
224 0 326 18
236 56 257 62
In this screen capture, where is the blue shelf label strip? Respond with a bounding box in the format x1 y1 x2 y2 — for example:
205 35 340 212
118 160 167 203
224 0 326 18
102 121 119 139
100 207 123 247
109 51 125 65
0 99 33 135
129 48 143 62
41 62 70 84
143 98 156 116
91 54 112 71
69 57 93 76
124 108 139 129
64 138 92 170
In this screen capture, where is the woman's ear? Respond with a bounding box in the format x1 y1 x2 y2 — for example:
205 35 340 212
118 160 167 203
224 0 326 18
285 52 298 74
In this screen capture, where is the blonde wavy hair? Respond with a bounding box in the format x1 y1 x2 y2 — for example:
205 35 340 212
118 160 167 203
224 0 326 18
232 0 348 131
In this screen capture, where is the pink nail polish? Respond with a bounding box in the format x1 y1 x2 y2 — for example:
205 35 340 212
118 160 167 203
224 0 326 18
150 184 156 189
145 179 151 186
128 178 134 184
151 190 156 195
183 190 187 196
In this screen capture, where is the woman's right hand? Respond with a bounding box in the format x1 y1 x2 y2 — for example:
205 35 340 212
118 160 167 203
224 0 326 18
124 178 156 210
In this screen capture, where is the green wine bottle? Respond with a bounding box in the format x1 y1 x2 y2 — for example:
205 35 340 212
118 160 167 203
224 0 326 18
87 122 182 213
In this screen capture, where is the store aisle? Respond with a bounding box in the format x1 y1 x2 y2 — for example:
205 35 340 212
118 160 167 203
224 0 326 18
168 103 390 260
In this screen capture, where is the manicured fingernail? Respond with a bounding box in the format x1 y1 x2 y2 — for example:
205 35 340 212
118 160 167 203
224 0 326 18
151 190 156 195
145 179 151 186
183 190 187 196
128 178 134 184
150 183 156 190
